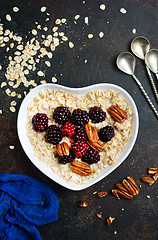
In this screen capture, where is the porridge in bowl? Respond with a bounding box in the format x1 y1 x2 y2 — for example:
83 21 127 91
26 89 133 185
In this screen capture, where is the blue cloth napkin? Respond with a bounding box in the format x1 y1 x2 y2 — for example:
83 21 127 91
0 174 59 240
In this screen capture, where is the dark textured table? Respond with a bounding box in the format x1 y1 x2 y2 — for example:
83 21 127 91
0 0 158 239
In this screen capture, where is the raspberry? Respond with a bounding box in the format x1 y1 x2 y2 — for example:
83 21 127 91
71 109 89 126
45 125 63 145
61 122 76 137
89 106 106 123
32 113 48 132
58 153 75 164
82 148 100 164
99 126 115 142
53 106 71 124
74 127 87 141
71 140 89 158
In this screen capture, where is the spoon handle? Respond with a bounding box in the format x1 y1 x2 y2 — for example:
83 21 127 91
132 74 158 118
146 65 158 103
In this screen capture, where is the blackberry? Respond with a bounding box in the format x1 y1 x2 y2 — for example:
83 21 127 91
82 148 100 165
58 153 75 164
74 127 87 141
71 140 89 158
99 126 115 142
45 125 63 145
53 106 71 124
32 113 48 132
89 106 106 123
71 109 89 126
61 122 76 137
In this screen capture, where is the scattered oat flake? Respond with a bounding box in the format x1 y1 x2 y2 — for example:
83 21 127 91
13 7 19 12
69 41 74 48
55 19 61 25
9 145 15 149
52 27 58 32
45 61 51 67
10 100 17 106
6 14 11 21
0 65 2 70
114 231 117 235
84 17 89 25
93 191 97 194
88 34 93 39
75 15 80 20
41 7 46 12
52 76 57 83
1 82 7 88
10 106 16 112
120 8 127 14
147 195 151 199
132 28 136 34
62 36 68 41
0 110 2 114
32 29 37 35
40 80 46 84
37 71 45 77
85 59 87 63
43 27 48 31
61 18 66 23
100 4 106 11
99 32 104 38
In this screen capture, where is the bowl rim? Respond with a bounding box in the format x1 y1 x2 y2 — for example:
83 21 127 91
17 83 139 191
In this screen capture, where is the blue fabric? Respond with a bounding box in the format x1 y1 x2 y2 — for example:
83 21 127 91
0 174 59 240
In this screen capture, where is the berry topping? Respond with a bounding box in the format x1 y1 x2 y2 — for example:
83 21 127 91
89 106 106 123
58 153 75 164
71 109 89 126
61 122 76 137
45 125 63 145
71 140 89 158
82 148 100 164
98 126 115 142
74 127 87 141
32 113 48 132
53 106 71 124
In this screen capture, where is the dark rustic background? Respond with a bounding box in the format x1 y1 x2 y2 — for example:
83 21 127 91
0 0 158 239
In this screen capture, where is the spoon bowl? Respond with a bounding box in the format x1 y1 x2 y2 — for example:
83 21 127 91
131 36 150 60
116 52 135 75
145 49 158 74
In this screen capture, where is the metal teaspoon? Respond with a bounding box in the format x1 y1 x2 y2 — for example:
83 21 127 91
116 52 158 118
145 49 158 81
131 36 158 102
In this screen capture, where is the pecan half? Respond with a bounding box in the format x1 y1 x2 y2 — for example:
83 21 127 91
148 168 158 175
98 191 107 198
108 105 127 123
87 140 104 152
152 172 158 181
107 217 115 226
85 124 98 142
117 189 133 199
79 200 88 207
85 124 104 152
116 183 128 193
127 176 140 195
141 176 155 185
70 160 92 176
111 189 120 199
123 178 139 196
56 142 69 156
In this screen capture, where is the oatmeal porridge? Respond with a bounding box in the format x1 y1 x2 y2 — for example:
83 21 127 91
26 89 133 185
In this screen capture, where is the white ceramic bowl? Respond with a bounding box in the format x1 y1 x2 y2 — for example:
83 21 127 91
17 83 139 191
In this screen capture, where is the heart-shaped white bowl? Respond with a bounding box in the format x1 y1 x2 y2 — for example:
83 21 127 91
17 83 139 191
